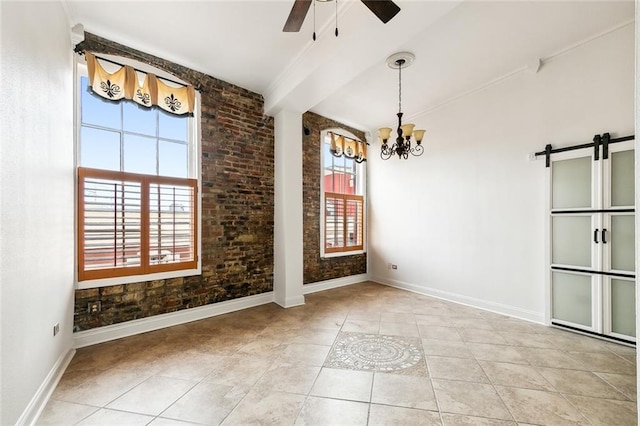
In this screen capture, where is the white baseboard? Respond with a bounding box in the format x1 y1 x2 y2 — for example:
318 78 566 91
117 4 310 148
274 294 306 308
372 276 545 324
17 347 75 426
73 274 372 348
303 273 369 294
74 291 274 348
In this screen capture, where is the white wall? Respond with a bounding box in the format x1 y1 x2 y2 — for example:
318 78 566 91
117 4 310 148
369 24 635 322
0 2 75 424
635 5 639 424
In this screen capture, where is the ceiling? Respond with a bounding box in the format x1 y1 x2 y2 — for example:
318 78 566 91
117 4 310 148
63 0 634 134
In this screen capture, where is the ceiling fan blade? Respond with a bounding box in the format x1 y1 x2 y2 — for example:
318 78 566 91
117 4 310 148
283 0 313 32
360 0 401 24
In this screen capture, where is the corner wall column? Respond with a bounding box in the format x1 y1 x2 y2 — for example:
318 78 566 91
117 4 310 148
273 109 305 307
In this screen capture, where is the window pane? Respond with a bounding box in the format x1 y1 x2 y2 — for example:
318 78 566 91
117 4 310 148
324 138 363 196
611 279 635 337
81 76 121 129
324 168 335 192
124 134 156 175
159 141 188 178
80 127 120 171
611 215 635 272
552 216 592 267
123 102 156 136
329 171 342 194
611 149 634 207
336 155 347 193
552 156 592 209
323 142 333 168
346 172 356 195
159 110 188 141
552 271 592 327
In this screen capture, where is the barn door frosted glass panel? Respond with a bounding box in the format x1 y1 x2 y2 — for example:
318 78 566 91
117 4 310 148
610 215 635 272
610 279 635 337
552 156 592 209
610 149 634 207
552 216 592 268
552 272 592 327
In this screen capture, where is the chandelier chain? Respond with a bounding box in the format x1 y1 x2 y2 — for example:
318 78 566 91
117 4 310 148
398 60 402 114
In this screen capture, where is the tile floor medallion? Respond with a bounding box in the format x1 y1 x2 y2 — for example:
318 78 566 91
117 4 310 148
325 331 427 376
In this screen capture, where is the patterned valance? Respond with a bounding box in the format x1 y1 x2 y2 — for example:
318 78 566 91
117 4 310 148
329 132 367 163
85 52 195 115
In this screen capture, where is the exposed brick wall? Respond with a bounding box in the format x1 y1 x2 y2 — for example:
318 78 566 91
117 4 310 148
302 112 367 284
74 33 274 331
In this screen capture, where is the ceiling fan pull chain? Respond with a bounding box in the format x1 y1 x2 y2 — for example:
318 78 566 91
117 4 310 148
335 0 339 37
313 0 317 41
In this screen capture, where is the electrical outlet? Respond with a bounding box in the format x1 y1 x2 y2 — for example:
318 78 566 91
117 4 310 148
387 263 392 270
391 264 398 270
53 323 60 337
88 301 102 314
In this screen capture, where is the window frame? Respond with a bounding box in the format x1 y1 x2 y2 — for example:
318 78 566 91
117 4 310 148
320 128 367 258
74 54 202 289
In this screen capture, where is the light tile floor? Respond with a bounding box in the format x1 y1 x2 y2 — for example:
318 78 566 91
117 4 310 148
38 282 637 425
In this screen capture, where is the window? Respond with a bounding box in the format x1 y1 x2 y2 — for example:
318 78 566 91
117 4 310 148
76 56 199 285
322 130 366 255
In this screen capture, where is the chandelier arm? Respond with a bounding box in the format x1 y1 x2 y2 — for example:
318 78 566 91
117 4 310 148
381 142 394 160
410 144 424 157
395 142 405 158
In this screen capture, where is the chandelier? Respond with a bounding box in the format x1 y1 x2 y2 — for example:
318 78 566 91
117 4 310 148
378 52 425 160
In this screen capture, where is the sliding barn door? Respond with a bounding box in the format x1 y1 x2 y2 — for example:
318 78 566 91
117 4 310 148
549 140 635 343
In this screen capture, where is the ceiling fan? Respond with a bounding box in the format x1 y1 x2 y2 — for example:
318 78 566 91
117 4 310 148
283 0 401 33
